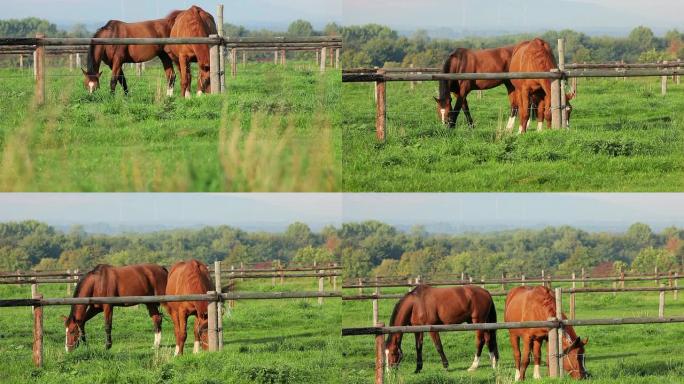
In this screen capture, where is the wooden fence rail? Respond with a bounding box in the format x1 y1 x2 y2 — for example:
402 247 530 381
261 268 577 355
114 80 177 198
343 286 684 383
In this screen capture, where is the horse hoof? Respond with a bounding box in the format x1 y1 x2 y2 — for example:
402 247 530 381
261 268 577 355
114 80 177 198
467 367 477 372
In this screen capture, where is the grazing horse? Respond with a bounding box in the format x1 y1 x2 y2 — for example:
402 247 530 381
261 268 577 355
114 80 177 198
510 38 575 133
163 259 213 356
82 11 181 95
505 286 589 381
63 264 168 352
385 285 499 373
164 6 218 98
434 46 519 128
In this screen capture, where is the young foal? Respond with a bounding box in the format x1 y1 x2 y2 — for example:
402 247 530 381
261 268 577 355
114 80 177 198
385 285 499 373
164 6 218 98
163 259 213 356
505 286 589 381
82 11 180 95
63 264 168 351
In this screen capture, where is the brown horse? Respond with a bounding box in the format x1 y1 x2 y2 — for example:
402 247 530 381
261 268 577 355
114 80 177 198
63 264 168 352
163 259 213 356
434 46 519 128
385 285 499 373
505 286 589 381
164 6 218 98
82 11 181 95
510 38 575 133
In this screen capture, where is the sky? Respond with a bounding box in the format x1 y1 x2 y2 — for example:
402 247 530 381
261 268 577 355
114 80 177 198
342 0 684 35
1 194 682 233
2 0 342 29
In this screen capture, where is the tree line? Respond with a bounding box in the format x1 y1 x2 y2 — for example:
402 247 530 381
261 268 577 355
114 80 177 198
340 24 684 68
1 220 682 279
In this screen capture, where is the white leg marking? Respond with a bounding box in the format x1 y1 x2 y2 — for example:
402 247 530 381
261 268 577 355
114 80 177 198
490 352 497 368
193 340 200 353
65 328 69 352
537 122 543 131
506 116 515 130
515 369 521 381
184 90 191 99
197 90 203 96
468 354 480 372
174 345 180 356
167 87 173 97
518 125 524 134
533 364 541 379
385 349 390 373
154 331 161 348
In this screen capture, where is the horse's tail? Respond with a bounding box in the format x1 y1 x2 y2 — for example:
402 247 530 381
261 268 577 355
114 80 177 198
486 299 499 361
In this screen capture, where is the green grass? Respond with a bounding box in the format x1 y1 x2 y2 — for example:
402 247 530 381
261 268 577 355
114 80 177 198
342 281 684 383
0 61 340 191
341 77 684 191
0 278 341 384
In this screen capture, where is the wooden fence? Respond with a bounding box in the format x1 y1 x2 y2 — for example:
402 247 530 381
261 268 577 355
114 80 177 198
342 287 684 384
0 259 342 368
343 38 682 141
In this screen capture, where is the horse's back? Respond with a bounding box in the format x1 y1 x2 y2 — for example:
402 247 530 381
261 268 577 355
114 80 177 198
415 285 493 324
165 260 212 314
505 285 555 324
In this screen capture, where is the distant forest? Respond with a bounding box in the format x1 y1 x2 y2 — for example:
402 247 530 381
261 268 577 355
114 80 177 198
1 221 682 280
340 24 684 67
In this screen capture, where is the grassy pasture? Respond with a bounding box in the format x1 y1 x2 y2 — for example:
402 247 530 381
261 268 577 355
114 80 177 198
342 280 684 384
0 278 341 384
0 60 340 192
341 77 684 192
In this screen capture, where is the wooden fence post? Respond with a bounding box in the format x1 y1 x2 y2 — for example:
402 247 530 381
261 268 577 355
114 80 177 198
33 51 38 79
217 4 226 93
358 278 363 295
207 291 218 352
675 272 679 300
375 323 385 384
655 266 659 286
582 268 586 288
68 54 73 72
33 293 44 368
281 49 286 65
372 285 379 325
318 270 325 305
376 69 387 141
209 35 220 94
659 284 665 318
501 273 505 292
315 50 319 67
332 263 338 291
550 69 561 129
242 51 246 68
35 33 46 106
76 53 81 70
521 274 526 286
558 38 568 129
229 265 235 308
320 47 327 73
214 261 223 350
136 63 142 77
231 48 237 79
555 288 563 378
620 271 625 289
66 269 72 295
661 62 668 96
335 48 340 69
274 50 278 65
547 317 559 378
570 272 576 320
409 64 416 90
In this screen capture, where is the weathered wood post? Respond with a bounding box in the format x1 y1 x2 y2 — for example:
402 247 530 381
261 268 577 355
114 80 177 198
571 76 577 98
209 34 220 94
558 39 568 128
581 268 586 288
555 288 563 378
521 274 526 286
229 265 235 308
329 47 334 68
410 64 416 90
33 293 44 368
675 272 679 300
655 266 660 286
372 285 379 325
281 49 286 65
376 69 387 141
570 272 576 320
318 269 325 305
271 260 277 287
335 48 340 69
76 53 81 69
66 269 72 295
315 50 319 66
35 33 46 106
33 50 38 79
620 271 625 289
659 284 665 318
136 63 142 77
661 62 668 96
274 50 278 65
320 47 327 73
207 291 218 352
375 323 385 384
501 273 505 292
18 54 23 70
358 278 363 295
217 4 226 93
73 269 79 290
242 51 246 68
547 317 559 378
541 270 546 287
68 54 73 72
214 261 223 350
231 48 238 79
550 69 561 129
332 263 338 291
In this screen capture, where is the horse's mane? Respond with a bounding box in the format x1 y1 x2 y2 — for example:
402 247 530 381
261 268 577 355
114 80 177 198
67 264 110 321
87 22 115 74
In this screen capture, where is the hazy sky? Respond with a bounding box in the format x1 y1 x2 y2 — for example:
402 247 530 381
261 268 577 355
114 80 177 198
342 0 684 34
1 194 682 232
2 0 342 28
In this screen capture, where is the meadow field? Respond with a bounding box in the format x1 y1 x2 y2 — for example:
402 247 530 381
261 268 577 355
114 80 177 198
0 278 341 384
342 282 684 384
0 59 340 192
341 77 684 191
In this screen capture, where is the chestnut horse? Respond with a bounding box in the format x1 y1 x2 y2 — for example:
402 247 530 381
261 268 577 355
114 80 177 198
164 6 218 97
83 11 181 95
63 264 168 352
510 38 575 133
434 45 519 128
505 286 589 381
163 259 213 356
385 285 499 373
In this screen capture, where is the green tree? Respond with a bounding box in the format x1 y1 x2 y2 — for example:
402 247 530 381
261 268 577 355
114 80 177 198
631 247 678 273
287 20 314 37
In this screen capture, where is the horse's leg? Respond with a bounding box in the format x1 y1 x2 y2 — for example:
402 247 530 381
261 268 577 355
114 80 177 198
462 98 475 128
428 331 449 369
118 69 129 96
532 338 543 379
180 56 192 99
146 304 162 348
103 304 113 349
483 330 497 368
520 335 533 381
170 310 181 356
450 96 463 129
159 53 176 97
176 309 188 356
536 98 546 132
468 330 485 372
510 333 522 381
414 332 424 373
507 91 518 132
109 60 122 94
519 88 531 134
193 316 201 353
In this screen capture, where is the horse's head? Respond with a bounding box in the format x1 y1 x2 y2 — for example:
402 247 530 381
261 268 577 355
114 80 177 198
62 315 84 352
385 334 404 369
562 335 589 379
198 63 211 95
433 96 452 125
197 314 210 350
81 68 102 94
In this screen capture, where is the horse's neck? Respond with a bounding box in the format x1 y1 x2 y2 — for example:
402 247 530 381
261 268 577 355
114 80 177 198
70 278 95 322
